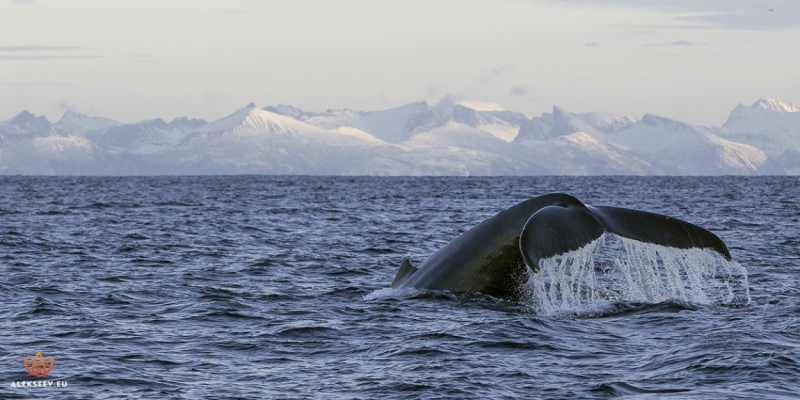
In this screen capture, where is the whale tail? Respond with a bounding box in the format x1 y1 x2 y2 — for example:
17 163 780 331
589 205 731 260
519 200 731 272
391 258 418 288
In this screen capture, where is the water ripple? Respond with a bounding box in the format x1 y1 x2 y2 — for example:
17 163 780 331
1 176 798 399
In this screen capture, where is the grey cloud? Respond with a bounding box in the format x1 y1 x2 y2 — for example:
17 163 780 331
475 65 513 84
0 45 83 52
0 81 72 86
645 41 704 47
509 85 529 97
58 101 76 113
556 0 800 30
0 46 96 61
0 55 100 61
676 10 800 31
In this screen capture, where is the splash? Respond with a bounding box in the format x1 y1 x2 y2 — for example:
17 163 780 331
363 287 429 300
523 234 750 315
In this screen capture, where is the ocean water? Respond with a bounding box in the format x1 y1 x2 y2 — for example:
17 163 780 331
1 176 798 399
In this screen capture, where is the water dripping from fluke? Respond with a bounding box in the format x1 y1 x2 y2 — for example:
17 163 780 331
522 234 750 316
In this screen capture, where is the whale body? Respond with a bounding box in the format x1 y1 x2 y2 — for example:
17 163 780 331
391 193 731 297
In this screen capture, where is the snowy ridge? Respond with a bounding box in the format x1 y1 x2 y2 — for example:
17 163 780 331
720 99 800 173
201 106 381 146
55 111 122 135
281 102 428 143
0 98 797 175
454 101 506 112
574 112 638 133
752 98 800 113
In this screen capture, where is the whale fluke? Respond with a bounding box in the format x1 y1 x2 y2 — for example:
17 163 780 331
519 199 732 271
588 205 732 260
519 200 606 272
392 193 733 296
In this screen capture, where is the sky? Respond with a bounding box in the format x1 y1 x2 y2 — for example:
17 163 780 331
1 0 799 126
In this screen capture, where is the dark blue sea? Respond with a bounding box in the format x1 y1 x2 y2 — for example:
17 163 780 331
1 176 798 399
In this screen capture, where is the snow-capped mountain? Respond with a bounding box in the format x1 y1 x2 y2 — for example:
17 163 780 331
269 101 428 143
54 111 122 136
1 111 56 141
514 107 653 174
269 97 528 144
602 114 780 175
515 107 637 141
750 98 799 113
79 112 207 154
193 104 379 144
0 111 108 174
164 105 390 175
0 98 797 175
514 106 780 175
718 99 800 174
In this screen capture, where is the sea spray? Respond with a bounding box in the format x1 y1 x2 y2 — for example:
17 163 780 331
524 234 749 315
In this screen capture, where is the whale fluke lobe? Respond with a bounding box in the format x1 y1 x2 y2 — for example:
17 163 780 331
587 205 732 260
519 201 606 272
392 193 733 296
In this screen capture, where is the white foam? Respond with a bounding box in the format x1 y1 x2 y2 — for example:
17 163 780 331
523 234 750 315
363 287 428 300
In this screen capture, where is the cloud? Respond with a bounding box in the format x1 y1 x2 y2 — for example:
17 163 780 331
0 45 83 52
644 40 704 47
449 65 541 105
509 85 529 97
451 65 517 102
556 0 800 30
57 101 76 114
0 55 100 61
0 46 99 61
676 10 800 31
0 81 73 86
475 65 514 84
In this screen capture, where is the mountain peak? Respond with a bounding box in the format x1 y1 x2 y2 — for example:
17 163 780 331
574 112 637 133
432 96 457 112
455 101 506 112
431 97 507 113
61 110 84 118
167 116 207 129
550 106 584 137
11 110 49 125
724 99 800 127
264 104 309 119
0 110 53 136
201 106 313 135
640 114 693 131
752 98 799 113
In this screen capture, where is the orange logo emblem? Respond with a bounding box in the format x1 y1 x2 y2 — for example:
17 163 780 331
23 352 55 378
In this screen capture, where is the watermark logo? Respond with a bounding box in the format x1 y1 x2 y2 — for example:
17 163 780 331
23 352 54 379
9 351 67 389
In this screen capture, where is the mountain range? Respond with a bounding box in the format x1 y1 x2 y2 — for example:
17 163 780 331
1 98 797 175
